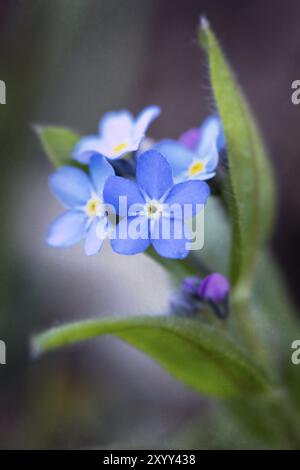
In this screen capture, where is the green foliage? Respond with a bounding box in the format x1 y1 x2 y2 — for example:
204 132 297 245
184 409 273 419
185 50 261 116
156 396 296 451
32 315 272 398
34 125 80 168
199 18 275 291
31 19 300 448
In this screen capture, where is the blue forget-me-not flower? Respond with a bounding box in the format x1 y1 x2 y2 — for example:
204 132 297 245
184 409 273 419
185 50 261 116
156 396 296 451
47 154 114 256
155 116 224 183
73 106 161 163
103 150 210 259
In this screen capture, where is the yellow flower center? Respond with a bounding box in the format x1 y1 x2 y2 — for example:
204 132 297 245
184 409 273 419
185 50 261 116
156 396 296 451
86 197 102 218
188 160 205 177
145 200 164 219
112 142 128 154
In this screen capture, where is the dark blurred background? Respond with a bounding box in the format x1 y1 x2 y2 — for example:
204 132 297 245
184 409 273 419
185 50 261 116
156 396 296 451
0 0 299 449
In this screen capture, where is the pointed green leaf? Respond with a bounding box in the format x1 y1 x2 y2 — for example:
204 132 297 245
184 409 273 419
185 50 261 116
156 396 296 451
32 315 273 398
199 19 276 290
34 125 80 168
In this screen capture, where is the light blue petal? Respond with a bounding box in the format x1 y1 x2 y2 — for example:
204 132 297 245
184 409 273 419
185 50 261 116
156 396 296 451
151 218 190 259
84 218 106 256
196 115 221 157
47 211 87 248
133 105 161 140
89 154 115 195
171 151 218 183
155 140 194 176
96 217 111 240
189 171 216 181
172 171 190 184
165 180 210 218
49 166 92 208
99 110 133 141
110 216 150 255
73 136 105 163
103 176 145 216
217 127 226 151
136 150 173 200
104 140 140 160
203 143 219 172
174 170 216 183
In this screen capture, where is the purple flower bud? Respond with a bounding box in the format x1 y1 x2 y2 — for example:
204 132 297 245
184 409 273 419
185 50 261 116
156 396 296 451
179 128 201 151
198 273 230 303
181 276 201 296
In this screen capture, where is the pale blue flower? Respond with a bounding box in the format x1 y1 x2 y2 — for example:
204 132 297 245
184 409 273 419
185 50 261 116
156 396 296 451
47 154 114 256
73 106 160 163
155 115 224 183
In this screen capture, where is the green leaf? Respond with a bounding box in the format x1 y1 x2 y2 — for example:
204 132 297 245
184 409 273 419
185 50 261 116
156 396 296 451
199 18 276 291
32 315 273 398
34 125 80 168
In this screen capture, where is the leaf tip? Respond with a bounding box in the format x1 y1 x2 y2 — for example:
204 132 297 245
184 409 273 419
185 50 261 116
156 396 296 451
31 123 42 135
198 16 211 49
30 337 43 360
200 16 210 30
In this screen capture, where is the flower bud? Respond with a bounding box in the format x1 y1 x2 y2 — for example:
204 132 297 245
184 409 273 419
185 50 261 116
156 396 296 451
198 273 230 319
179 128 200 151
198 273 229 302
181 276 201 296
170 291 199 317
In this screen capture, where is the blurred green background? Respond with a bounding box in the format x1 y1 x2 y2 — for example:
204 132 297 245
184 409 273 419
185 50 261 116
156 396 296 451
0 0 300 449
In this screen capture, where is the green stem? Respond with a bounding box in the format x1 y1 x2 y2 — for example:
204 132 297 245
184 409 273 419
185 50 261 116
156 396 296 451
146 247 209 284
232 282 270 370
148 243 300 447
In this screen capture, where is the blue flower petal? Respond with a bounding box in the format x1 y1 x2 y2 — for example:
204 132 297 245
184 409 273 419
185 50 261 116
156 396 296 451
165 180 210 218
217 128 226 152
99 110 133 141
89 154 115 196
196 116 221 157
151 217 190 259
84 218 106 256
155 140 194 176
204 144 219 172
47 211 87 248
49 166 92 208
134 105 161 140
110 216 150 255
104 140 140 160
190 170 216 181
73 136 105 163
136 150 173 200
103 176 145 216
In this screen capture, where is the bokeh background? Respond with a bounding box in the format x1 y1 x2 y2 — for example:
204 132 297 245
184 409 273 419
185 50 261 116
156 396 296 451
0 0 299 449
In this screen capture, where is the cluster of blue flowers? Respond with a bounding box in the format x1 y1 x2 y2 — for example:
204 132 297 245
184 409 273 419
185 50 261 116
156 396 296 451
47 106 225 259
